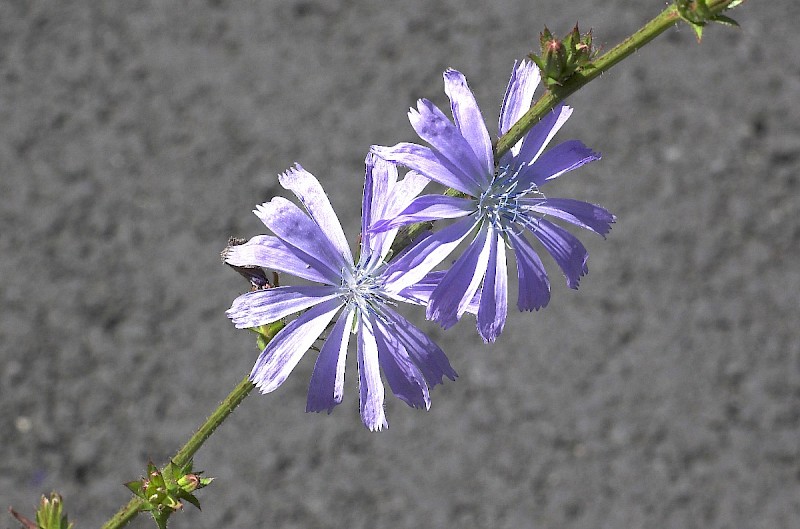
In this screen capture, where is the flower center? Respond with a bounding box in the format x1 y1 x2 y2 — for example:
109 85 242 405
340 264 385 312
476 164 546 232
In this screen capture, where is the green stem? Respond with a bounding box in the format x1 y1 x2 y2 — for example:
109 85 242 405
99 376 255 529
495 0 740 159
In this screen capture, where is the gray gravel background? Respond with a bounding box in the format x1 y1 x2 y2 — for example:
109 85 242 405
2 1 799 528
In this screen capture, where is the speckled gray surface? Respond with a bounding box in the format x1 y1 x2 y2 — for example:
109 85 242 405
2 1 799 528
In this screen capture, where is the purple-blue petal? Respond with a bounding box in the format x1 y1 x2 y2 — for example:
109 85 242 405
249 297 343 394
443 69 493 178
223 235 332 284
382 216 477 294
523 216 589 289
254 197 350 282
371 315 430 410
394 270 480 315
380 305 458 386
516 139 601 189
522 198 616 237
306 306 354 414
409 99 490 192
514 104 573 165
427 224 492 329
507 230 551 311
279 164 353 265
477 230 508 343
371 194 475 233
227 285 340 329
371 143 480 196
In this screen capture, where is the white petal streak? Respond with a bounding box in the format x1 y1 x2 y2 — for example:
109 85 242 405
477 231 508 343
358 316 388 431
249 298 342 394
361 155 398 269
279 164 353 265
499 60 541 147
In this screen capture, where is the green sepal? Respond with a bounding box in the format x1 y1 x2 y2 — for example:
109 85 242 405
125 479 145 496
250 321 285 351
690 21 705 42
711 14 740 27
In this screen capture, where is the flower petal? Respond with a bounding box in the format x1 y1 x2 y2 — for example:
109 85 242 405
477 230 508 343
507 230 551 311
515 104 573 164
371 194 475 233
389 170 430 214
357 316 388 431
223 235 332 284
394 270 481 315
516 139 600 189
499 60 540 141
524 216 589 289
410 99 490 191
255 197 349 282
380 305 458 386
226 285 340 329
382 216 477 294
427 224 492 329
306 305 355 414
522 198 616 237
443 69 493 177
279 164 353 265
372 315 430 410
360 154 393 268
371 143 481 196
249 297 343 394
361 157 430 267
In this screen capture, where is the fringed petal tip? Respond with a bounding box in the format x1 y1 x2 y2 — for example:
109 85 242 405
367 418 389 432
248 371 274 394
305 399 341 415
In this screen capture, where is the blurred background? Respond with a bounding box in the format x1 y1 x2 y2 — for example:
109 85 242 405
2 1 798 527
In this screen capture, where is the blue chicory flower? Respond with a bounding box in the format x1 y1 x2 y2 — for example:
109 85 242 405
224 155 457 431
371 61 615 343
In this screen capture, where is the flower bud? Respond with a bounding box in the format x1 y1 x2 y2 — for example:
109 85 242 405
530 24 597 89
